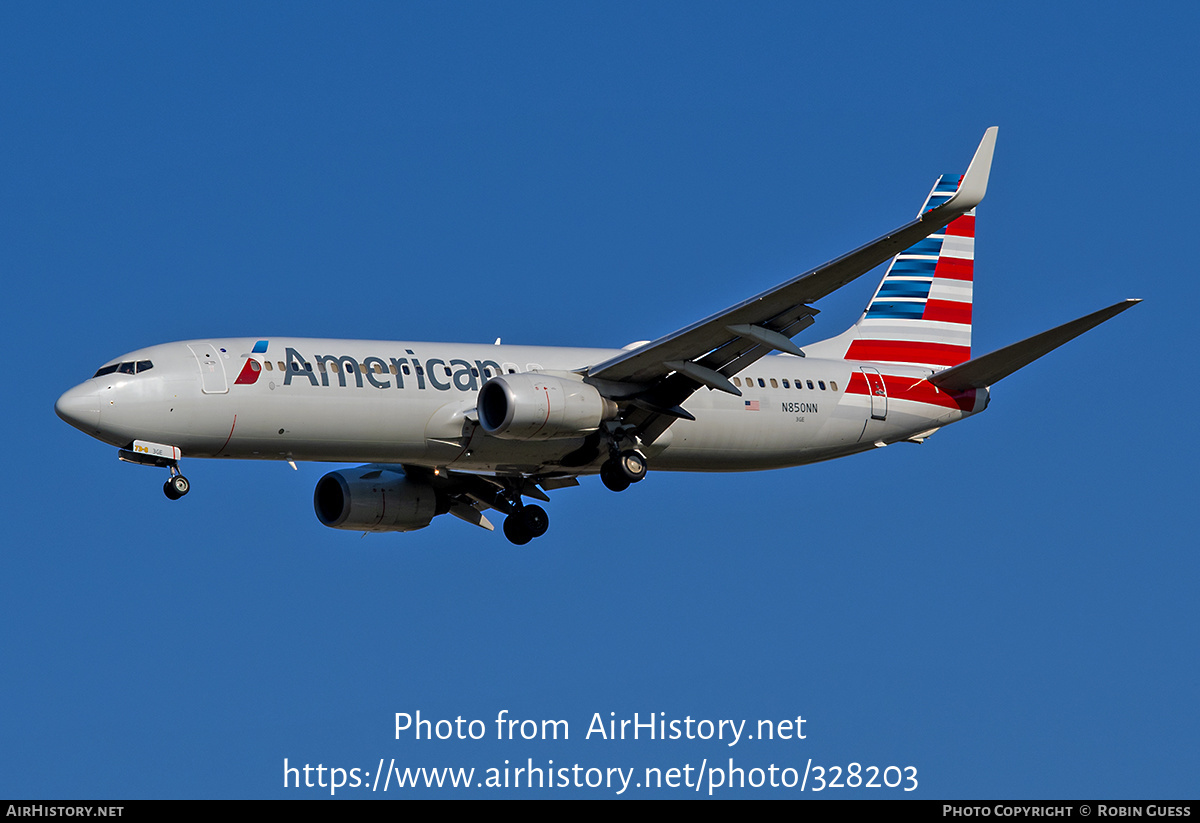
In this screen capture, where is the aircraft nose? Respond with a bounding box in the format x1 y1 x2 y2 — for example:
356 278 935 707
55 383 101 433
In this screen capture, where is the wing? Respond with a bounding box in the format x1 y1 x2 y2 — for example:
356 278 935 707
584 127 998 439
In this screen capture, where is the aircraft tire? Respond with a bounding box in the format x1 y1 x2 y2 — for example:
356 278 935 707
619 450 647 483
600 460 631 492
503 515 533 545
169 475 190 497
521 504 549 538
163 479 181 500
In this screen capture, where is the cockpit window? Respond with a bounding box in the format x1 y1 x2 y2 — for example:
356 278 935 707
93 360 154 378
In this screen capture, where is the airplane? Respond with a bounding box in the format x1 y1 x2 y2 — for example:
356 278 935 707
55 127 1139 545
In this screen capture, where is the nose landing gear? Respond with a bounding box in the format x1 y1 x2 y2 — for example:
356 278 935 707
117 441 190 501
163 467 190 500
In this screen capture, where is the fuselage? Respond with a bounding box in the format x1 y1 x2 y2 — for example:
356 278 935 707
55 337 988 474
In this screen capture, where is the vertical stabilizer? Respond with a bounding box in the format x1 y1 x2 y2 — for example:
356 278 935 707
805 175 977 370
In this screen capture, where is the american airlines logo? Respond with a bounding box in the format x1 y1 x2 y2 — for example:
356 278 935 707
235 342 506 394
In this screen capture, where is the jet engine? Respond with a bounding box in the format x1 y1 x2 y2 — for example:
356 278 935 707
313 466 440 532
477 373 618 441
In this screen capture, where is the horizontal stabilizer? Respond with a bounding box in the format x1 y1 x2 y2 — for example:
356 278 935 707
929 299 1140 392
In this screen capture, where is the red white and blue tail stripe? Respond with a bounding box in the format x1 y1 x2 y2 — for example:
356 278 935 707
820 175 976 370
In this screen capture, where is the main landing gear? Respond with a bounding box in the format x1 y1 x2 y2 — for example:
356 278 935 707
502 504 549 546
600 449 647 492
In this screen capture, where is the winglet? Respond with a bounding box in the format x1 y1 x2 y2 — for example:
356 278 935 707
941 126 998 214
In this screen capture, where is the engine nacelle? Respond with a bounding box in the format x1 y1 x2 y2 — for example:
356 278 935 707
313 467 439 532
477 372 618 441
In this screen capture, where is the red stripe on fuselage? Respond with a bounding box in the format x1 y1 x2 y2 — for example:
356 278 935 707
845 372 976 411
218 414 238 453
844 339 970 367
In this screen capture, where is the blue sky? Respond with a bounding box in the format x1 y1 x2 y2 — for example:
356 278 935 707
3 2 1196 798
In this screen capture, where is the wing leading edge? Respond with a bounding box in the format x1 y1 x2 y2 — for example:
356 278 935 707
585 127 999 435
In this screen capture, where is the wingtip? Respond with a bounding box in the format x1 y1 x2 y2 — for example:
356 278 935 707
944 127 998 212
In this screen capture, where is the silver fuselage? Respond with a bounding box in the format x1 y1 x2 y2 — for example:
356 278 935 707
56 337 987 475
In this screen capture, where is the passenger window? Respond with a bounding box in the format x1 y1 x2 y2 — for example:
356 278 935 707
389 364 397 375
264 361 273 371
374 363 384 374
782 379 790 388
402 365 410 375
830 381 838 391
732 377 741 387
277 361 286 371
819 381 826 390
117 362 135 375
305 363 313 372
807 380 814 389
757 378 765 388
769 378 778 389
416 366 424 375
359 364 368 374
317 361 327 372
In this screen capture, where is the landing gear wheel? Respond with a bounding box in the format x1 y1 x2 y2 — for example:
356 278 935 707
520 504 549 538
163 475 190 500
600 459 631 492
503 515 533 545
619 450 647 483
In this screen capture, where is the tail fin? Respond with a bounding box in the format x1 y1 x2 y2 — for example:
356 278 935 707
805 175 977 369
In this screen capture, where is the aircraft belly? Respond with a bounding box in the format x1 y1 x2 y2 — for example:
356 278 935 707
432 437 593 473
649 381 964 470
278 391 435 462
650 402 860 471
175 384 436 462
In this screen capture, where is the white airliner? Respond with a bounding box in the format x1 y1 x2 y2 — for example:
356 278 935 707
56 128 1138 544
